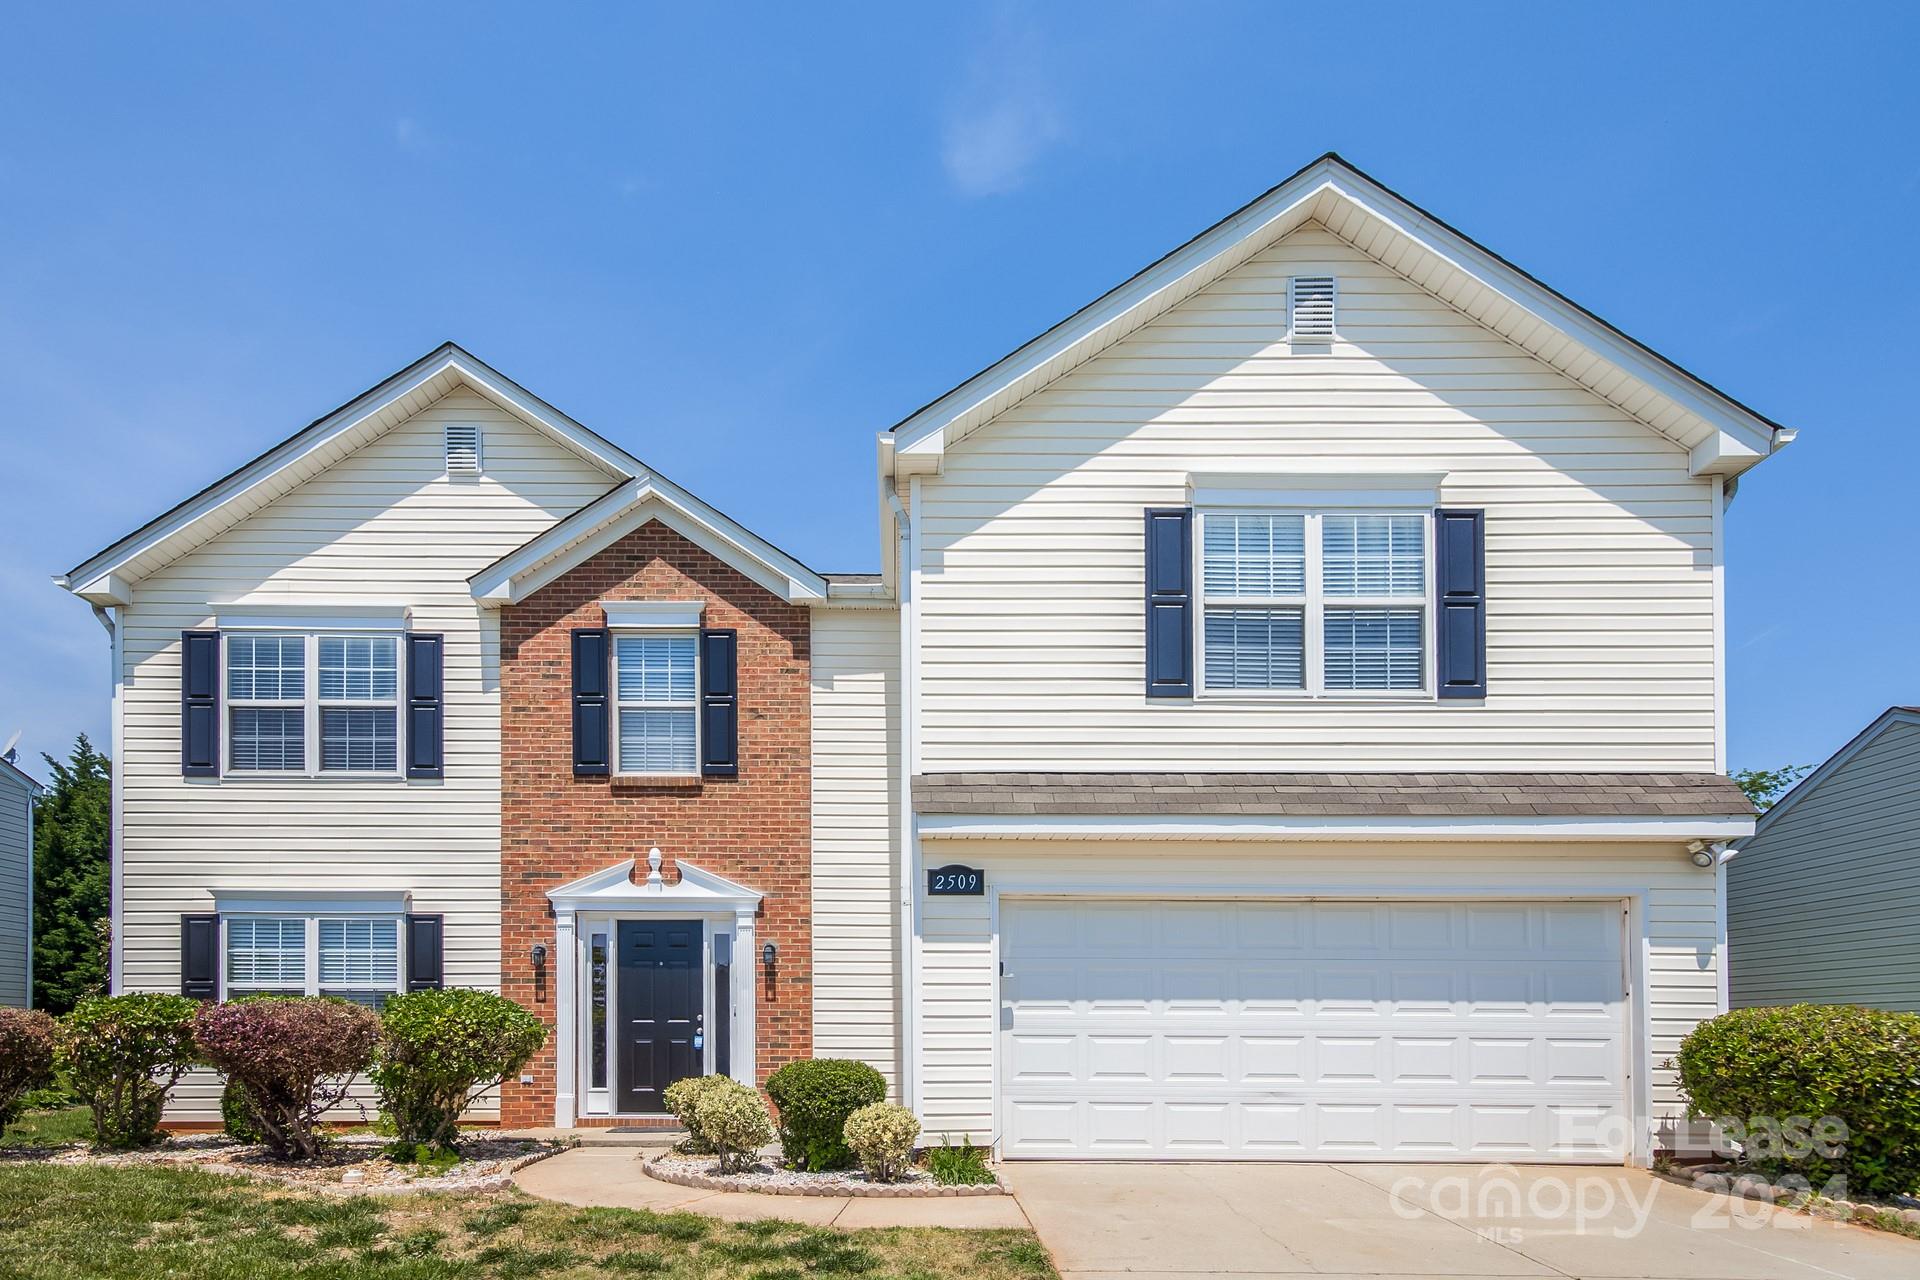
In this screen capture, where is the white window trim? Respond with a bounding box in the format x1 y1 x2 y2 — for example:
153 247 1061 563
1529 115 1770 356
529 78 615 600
218 911 405 1003
1194 507 1435 701
607 605 704 779
221 630 405 779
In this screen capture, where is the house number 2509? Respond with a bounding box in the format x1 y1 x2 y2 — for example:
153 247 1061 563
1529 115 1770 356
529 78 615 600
926 865 985 896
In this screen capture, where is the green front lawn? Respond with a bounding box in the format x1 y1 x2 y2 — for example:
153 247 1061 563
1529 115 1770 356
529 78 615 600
0 1161 1057 1280
0 1105 93 1149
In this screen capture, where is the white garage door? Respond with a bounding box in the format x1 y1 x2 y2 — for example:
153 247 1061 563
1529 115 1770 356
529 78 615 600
1000 898 1630 1161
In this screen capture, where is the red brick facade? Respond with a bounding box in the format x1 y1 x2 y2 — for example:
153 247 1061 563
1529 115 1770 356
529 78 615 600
497 521 811 1127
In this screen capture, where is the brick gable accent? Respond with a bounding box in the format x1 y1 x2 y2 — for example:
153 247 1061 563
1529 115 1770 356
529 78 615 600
497 520 811 1126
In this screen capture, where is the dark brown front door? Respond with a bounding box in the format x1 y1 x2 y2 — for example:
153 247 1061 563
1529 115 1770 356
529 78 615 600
616 919 702 1113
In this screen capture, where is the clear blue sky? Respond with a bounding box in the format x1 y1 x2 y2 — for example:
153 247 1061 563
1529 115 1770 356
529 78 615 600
2 3 1914 780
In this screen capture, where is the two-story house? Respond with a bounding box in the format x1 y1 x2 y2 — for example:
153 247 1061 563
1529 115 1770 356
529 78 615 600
59 154 1783 1163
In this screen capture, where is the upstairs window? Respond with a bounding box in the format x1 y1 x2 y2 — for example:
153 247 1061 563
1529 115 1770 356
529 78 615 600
614 632 699 774
1199 510 1429 696
225 632 401 775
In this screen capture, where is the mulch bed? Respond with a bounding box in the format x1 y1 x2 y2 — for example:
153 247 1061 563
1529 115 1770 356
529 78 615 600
645 1151 1006 1198
3 1133 569 1194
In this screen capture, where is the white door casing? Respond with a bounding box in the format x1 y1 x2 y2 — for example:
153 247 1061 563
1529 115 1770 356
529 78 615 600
999 897 1632 1162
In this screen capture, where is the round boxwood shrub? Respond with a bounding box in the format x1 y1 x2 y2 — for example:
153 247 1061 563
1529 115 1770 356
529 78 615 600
764 1058 886 1171
58 993 199 1148
662 1073 732 1152
843 1101 919 1183
193 996 381 1161
0 1009 57 1132
1676 1004 1920 1196
370 988 546 1154
694 1077 774 1174
220 1078 261 1143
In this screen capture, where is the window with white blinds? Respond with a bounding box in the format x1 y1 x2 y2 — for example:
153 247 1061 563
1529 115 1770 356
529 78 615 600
1199 510 1429 695
614 633 699 774
224 914 404 1006
223 632 401 775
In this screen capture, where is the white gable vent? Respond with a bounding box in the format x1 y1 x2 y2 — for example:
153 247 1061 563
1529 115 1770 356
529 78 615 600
445 423 483 477
1288 276 1337 343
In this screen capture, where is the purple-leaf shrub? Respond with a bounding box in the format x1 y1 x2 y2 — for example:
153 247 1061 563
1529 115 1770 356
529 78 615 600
193 997 381 1160
0 1009 57 1130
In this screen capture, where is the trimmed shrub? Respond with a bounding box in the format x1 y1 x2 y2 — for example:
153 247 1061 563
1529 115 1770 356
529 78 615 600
371 989 546 1153
764 1058 886 1171
193 996 381 1160
0 1009 57 1131
220 1078 261 1143
1676 1005 1920 1196
58 993 198 1148
662 1073 732 1152
693 1078 774 1174
843 1102 919 1183
926 1134 996 1186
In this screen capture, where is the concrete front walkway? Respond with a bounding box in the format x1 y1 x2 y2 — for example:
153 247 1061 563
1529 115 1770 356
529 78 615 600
1002 1162 1920 1280
513 1146 1030 1230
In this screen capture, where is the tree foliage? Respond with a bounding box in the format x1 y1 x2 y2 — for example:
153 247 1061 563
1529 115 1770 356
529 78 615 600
1731 764 1811 812
31 736 111 1013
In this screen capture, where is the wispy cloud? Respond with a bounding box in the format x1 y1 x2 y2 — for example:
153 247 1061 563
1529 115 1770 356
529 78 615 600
941 9 1068 197
392 116 430 152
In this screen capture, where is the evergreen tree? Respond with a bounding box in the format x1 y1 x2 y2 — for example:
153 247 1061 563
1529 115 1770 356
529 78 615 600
32 735 110 1012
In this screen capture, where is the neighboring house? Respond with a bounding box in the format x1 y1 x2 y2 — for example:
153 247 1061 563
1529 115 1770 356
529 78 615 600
0 751 42 1008
1729 707 1920 1012
58 153 1787 1164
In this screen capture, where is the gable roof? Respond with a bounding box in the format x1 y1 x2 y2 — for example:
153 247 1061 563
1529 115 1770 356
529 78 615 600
469 475 829 606
0 754 42 797
1742 706 1920 841
57 343 641 605
889 152 1790 479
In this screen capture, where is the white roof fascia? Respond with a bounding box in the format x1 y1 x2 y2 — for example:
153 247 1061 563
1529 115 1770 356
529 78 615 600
891 155 1783 477
917 813 1757 842
1741 707 1920 843
470 477 829 606
60 344 639 604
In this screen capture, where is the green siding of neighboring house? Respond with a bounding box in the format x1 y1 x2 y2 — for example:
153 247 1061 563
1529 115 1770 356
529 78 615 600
1728 712 1920 1012
0 766 32 1008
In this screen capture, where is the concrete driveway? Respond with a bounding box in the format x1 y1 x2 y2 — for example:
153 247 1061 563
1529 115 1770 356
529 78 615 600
1002 1163 1920 1280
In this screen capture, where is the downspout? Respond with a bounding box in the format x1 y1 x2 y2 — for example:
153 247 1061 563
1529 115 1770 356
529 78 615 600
91 604 122 994
884 478 918 1112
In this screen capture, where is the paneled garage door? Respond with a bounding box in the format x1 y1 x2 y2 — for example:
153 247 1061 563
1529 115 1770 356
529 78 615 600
999 899 1630 1161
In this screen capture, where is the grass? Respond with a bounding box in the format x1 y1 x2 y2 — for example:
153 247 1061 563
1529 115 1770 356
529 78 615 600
0 1161 1058 1279
0 1105 93 1149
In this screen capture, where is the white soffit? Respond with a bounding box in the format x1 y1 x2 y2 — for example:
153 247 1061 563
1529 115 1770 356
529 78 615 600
890 154 1785 478
58 343 640 605
470 476 829 606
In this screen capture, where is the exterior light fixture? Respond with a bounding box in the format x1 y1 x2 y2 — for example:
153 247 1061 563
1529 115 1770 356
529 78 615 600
761 941 777 967
531 943 549 967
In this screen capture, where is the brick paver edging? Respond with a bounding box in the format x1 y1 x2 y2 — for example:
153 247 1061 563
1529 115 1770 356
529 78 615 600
642 1153 1008 1197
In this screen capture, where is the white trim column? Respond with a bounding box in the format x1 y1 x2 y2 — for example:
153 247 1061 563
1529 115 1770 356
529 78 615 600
553 911 578 1128
732 909 757 1086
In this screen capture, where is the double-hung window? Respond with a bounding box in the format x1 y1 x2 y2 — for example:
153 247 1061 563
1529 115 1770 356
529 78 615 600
613 632 699 775
225 633 400 775
223 914 402 1008
1199 510 1430 695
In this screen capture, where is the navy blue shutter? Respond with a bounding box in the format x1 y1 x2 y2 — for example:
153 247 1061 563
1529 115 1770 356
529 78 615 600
1434 508 1487 699
405 914 444 991
1144 508 1194 698
572 628 611 776
700 628 739 778
181 630 220 777
405 633 444 779
180 914 219 999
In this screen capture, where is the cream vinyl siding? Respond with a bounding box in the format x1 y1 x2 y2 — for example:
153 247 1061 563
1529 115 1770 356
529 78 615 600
915 840 1720 1154
809 608 901 1089
1729 719 1920 1012
914 224 1719 771
0 773 31 1007
118 387 619 1119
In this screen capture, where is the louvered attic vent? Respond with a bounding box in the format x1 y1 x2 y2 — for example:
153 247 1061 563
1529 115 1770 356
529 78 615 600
1288 276 1337 342
445 424 483 477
